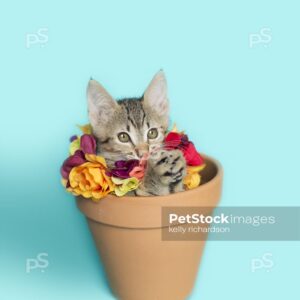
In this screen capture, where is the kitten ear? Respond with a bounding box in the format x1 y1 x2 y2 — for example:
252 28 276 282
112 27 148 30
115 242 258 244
143 70 169 118
87 79 118 128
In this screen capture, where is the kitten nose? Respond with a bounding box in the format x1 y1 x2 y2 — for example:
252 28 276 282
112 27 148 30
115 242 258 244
135 143 149 158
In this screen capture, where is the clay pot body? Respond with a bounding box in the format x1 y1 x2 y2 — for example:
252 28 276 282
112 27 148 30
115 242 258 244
77 155 223 300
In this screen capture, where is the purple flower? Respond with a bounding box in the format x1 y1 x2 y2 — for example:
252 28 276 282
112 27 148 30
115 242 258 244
80 134 96 154
61 150 86 180
70 135 78 142
107 159 139 179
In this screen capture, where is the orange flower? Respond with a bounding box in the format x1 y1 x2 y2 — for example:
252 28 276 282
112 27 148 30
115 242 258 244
64 154 115 201
184 164 206 190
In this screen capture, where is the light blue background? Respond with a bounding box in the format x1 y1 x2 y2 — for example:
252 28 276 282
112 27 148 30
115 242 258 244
1 0 299 299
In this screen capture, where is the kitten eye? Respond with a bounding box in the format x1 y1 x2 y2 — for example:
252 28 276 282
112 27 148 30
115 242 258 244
147 128 158 139
118 132 130 143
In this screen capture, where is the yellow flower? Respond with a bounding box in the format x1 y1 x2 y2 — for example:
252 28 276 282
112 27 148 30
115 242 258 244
170 123 184 134
111 177 140 197
85 154 107 166
184 164 206 190
69 124 92 155
67 154 114 201
78 124 92 134
69 136 80 155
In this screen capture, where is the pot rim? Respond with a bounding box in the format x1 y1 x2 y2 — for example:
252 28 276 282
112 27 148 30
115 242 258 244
76 154 223 228
92 154 222 204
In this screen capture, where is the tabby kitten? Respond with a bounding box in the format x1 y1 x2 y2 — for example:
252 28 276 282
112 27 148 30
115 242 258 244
87 71 186 196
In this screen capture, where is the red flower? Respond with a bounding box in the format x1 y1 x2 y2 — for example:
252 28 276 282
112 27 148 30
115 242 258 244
164 132 204 166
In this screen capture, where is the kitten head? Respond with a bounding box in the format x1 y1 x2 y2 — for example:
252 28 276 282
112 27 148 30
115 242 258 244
87 71 169 164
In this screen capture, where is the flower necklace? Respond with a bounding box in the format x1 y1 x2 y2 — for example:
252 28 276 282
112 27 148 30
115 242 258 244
61 124 205 201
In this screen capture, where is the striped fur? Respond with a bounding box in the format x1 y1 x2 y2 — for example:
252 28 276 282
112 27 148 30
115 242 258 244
87 71 186 196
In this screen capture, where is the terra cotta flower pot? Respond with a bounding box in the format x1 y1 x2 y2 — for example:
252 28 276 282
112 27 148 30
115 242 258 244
76 155 223 300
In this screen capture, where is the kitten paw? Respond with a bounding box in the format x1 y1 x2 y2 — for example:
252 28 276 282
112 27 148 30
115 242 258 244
147 149 186 192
